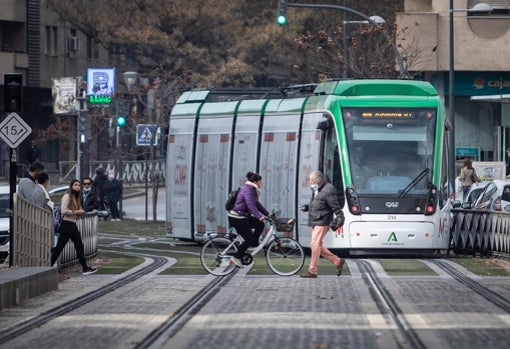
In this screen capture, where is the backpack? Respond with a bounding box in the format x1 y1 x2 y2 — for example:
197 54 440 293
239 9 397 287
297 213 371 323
225 187 240 211
53 205 63 233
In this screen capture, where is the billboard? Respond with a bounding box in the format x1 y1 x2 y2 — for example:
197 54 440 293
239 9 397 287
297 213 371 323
52 77 77 114
87 68 115 103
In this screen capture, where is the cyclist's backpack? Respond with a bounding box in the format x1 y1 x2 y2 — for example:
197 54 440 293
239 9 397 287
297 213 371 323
225 187 240 211
53 205 63 233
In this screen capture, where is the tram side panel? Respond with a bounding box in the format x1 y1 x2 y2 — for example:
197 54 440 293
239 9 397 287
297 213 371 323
166 104 200 240
259 114 299 224
193 114 234 237
260 99 307 237
296 112 337 249
232 100 267 189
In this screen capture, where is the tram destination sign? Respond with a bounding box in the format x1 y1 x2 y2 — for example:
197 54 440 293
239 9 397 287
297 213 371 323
0 112 32 148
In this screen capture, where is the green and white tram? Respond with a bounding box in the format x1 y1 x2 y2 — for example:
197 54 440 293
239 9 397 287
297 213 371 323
166 79 452 254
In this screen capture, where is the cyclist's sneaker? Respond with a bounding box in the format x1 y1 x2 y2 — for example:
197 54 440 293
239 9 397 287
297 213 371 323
229 257 244 268
82 267 97 275
219 258 231 268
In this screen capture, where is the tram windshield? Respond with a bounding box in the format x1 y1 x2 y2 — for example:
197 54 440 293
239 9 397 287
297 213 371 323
343 107 436 196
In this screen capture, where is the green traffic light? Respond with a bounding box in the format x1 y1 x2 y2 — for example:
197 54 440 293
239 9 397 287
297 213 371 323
277 15 287 26
117 115 126 127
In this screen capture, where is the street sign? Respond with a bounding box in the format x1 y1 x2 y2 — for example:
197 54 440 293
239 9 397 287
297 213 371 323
136 124 158 146
0 112 32 148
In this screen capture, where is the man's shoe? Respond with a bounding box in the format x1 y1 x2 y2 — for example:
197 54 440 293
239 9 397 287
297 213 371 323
229 257 244 268
336 259 346 276
82 267 98 275
300 271 317 278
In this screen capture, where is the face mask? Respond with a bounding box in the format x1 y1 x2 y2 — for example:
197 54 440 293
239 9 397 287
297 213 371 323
83 187 91 193
310 184 319 191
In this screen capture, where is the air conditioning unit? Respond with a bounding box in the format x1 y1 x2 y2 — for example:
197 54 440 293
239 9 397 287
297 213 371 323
68 37 80 52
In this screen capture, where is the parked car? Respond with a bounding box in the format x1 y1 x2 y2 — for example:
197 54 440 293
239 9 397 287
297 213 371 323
0 186 10 263
472 180 510 212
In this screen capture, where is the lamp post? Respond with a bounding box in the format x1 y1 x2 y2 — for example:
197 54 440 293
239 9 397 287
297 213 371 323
342 15 386 78
120 71 138 219
448 2 493 185
288 2 407 78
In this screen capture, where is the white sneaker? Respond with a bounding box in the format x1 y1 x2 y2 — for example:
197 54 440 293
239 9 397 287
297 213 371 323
229 256 244 268
82 267 97 275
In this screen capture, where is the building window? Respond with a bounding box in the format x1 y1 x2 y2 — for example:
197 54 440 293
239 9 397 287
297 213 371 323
45 26 58 55
87 35 99 60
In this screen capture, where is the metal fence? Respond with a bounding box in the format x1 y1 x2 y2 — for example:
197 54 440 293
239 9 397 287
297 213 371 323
13 195 98 272
450 209 510 257
58 160 166 184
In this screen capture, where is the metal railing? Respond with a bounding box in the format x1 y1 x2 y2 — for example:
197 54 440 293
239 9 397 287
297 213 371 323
450 209 510 257
58 160 166 184
13 195 98 271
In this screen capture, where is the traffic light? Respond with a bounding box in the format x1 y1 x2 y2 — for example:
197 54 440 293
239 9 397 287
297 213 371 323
277 0 288 26
116 115 126 127
4 73 23 113
78 114 88 143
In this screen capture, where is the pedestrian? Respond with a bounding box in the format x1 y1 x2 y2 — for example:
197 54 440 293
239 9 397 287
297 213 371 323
26 140 41 166
50 179 97 275
300 171 346 278
227 171 269 267
459 157 480 201
103 170 122 220
17 161 45 202
93 166 108 209
506 148 510 177
80 176 101 212
32 171 54 213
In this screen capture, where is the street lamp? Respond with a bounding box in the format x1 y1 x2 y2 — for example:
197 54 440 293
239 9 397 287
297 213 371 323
448 2 493 185
342 15 386 78
118 71 138 219
287 2 407 78
123 71 138 92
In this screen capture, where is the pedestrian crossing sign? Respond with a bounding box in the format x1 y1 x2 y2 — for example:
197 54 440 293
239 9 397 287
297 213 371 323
136 124 158 146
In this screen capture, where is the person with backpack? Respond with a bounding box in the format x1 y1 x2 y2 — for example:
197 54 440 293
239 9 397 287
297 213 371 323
227 171 269 267
50 179 97 275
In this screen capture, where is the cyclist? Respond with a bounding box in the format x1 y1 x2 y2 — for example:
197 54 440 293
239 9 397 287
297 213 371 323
227 171 269 267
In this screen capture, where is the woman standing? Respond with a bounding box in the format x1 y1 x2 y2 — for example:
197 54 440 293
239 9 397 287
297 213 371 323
227 171 269 267
459 157 480 200
50 179 97 275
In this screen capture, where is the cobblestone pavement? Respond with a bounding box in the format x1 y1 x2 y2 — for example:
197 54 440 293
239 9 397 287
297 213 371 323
1 261 509 349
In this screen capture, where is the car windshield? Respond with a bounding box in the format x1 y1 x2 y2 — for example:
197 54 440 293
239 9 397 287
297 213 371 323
0 193 10 219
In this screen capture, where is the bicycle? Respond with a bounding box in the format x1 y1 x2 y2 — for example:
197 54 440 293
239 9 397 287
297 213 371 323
200 215 305 276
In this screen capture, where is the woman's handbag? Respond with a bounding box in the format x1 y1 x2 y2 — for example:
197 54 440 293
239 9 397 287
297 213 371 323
471 171 480 183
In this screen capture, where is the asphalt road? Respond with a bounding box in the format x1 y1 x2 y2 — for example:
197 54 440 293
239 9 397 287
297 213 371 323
122 186 165 221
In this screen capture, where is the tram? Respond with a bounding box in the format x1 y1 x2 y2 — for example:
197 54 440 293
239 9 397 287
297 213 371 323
165 79 452 254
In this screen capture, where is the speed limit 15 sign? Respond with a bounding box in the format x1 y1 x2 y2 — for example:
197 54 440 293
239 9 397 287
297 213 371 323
0 112 32 148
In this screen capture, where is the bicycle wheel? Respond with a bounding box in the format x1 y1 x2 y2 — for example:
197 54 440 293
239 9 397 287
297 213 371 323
266 237 305 276
200 237 238 276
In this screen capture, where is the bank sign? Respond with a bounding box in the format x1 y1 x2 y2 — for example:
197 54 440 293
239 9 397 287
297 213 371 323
444 72 510 96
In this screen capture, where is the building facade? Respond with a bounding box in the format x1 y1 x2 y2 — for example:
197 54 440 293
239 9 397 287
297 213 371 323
0 0 126 177
397 0 510 165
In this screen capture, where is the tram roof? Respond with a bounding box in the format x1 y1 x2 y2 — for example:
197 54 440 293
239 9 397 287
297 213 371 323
175 80 439 105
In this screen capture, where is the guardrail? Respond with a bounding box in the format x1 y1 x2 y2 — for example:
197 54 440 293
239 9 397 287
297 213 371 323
13 195 98 272
450 209 510 257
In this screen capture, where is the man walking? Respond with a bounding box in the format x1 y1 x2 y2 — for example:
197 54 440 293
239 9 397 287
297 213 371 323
300 171 346 278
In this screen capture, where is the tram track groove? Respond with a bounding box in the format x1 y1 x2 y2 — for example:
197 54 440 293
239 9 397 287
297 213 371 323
0 251 168 343
134 271 237 349
431 259 510 313
356 259 427 349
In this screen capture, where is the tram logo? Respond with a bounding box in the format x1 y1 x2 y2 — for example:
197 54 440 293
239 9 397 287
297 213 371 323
385 201 399 208
387 232 398 242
